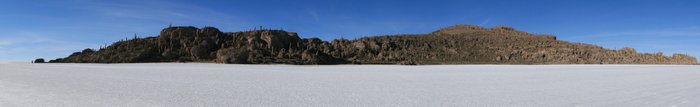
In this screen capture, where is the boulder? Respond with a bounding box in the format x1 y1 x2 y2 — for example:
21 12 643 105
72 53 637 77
215 48 249 64
618 47 636 54
260 30 301 49
301 48 337 64
190 40 214 60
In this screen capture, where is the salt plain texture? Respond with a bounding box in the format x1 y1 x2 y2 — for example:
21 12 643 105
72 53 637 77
1 63 699 106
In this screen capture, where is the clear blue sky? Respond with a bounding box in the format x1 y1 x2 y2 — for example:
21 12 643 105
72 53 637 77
1 0 699 61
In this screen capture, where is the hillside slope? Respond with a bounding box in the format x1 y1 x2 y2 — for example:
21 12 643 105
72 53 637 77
44 25 698 65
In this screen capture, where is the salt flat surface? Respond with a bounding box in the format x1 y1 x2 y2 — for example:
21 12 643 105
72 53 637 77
1 63 699 107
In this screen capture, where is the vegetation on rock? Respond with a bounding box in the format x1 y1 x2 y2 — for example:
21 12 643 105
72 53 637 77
44 25 698 65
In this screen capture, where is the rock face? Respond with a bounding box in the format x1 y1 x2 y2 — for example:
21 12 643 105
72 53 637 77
47 25 699 65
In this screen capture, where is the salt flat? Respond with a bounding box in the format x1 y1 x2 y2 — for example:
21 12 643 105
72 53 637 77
1 63 699 107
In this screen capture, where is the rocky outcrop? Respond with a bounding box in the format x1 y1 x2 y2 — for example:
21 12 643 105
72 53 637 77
214 48 249 64
33 58 45 63
46 25 698 65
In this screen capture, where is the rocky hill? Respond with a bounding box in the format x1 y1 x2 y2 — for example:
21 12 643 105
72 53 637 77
42 25 698 65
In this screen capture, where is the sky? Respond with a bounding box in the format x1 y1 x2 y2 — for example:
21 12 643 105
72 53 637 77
1 0 699 61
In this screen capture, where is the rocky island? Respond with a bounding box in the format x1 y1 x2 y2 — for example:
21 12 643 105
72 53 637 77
40 25 698 65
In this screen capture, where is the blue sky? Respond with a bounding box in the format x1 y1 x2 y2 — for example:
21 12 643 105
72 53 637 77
1 0 699 61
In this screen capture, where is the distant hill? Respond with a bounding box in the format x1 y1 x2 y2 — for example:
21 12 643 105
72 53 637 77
41 25 698 65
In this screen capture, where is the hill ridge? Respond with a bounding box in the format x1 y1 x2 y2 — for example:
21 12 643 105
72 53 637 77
39 25 698 65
